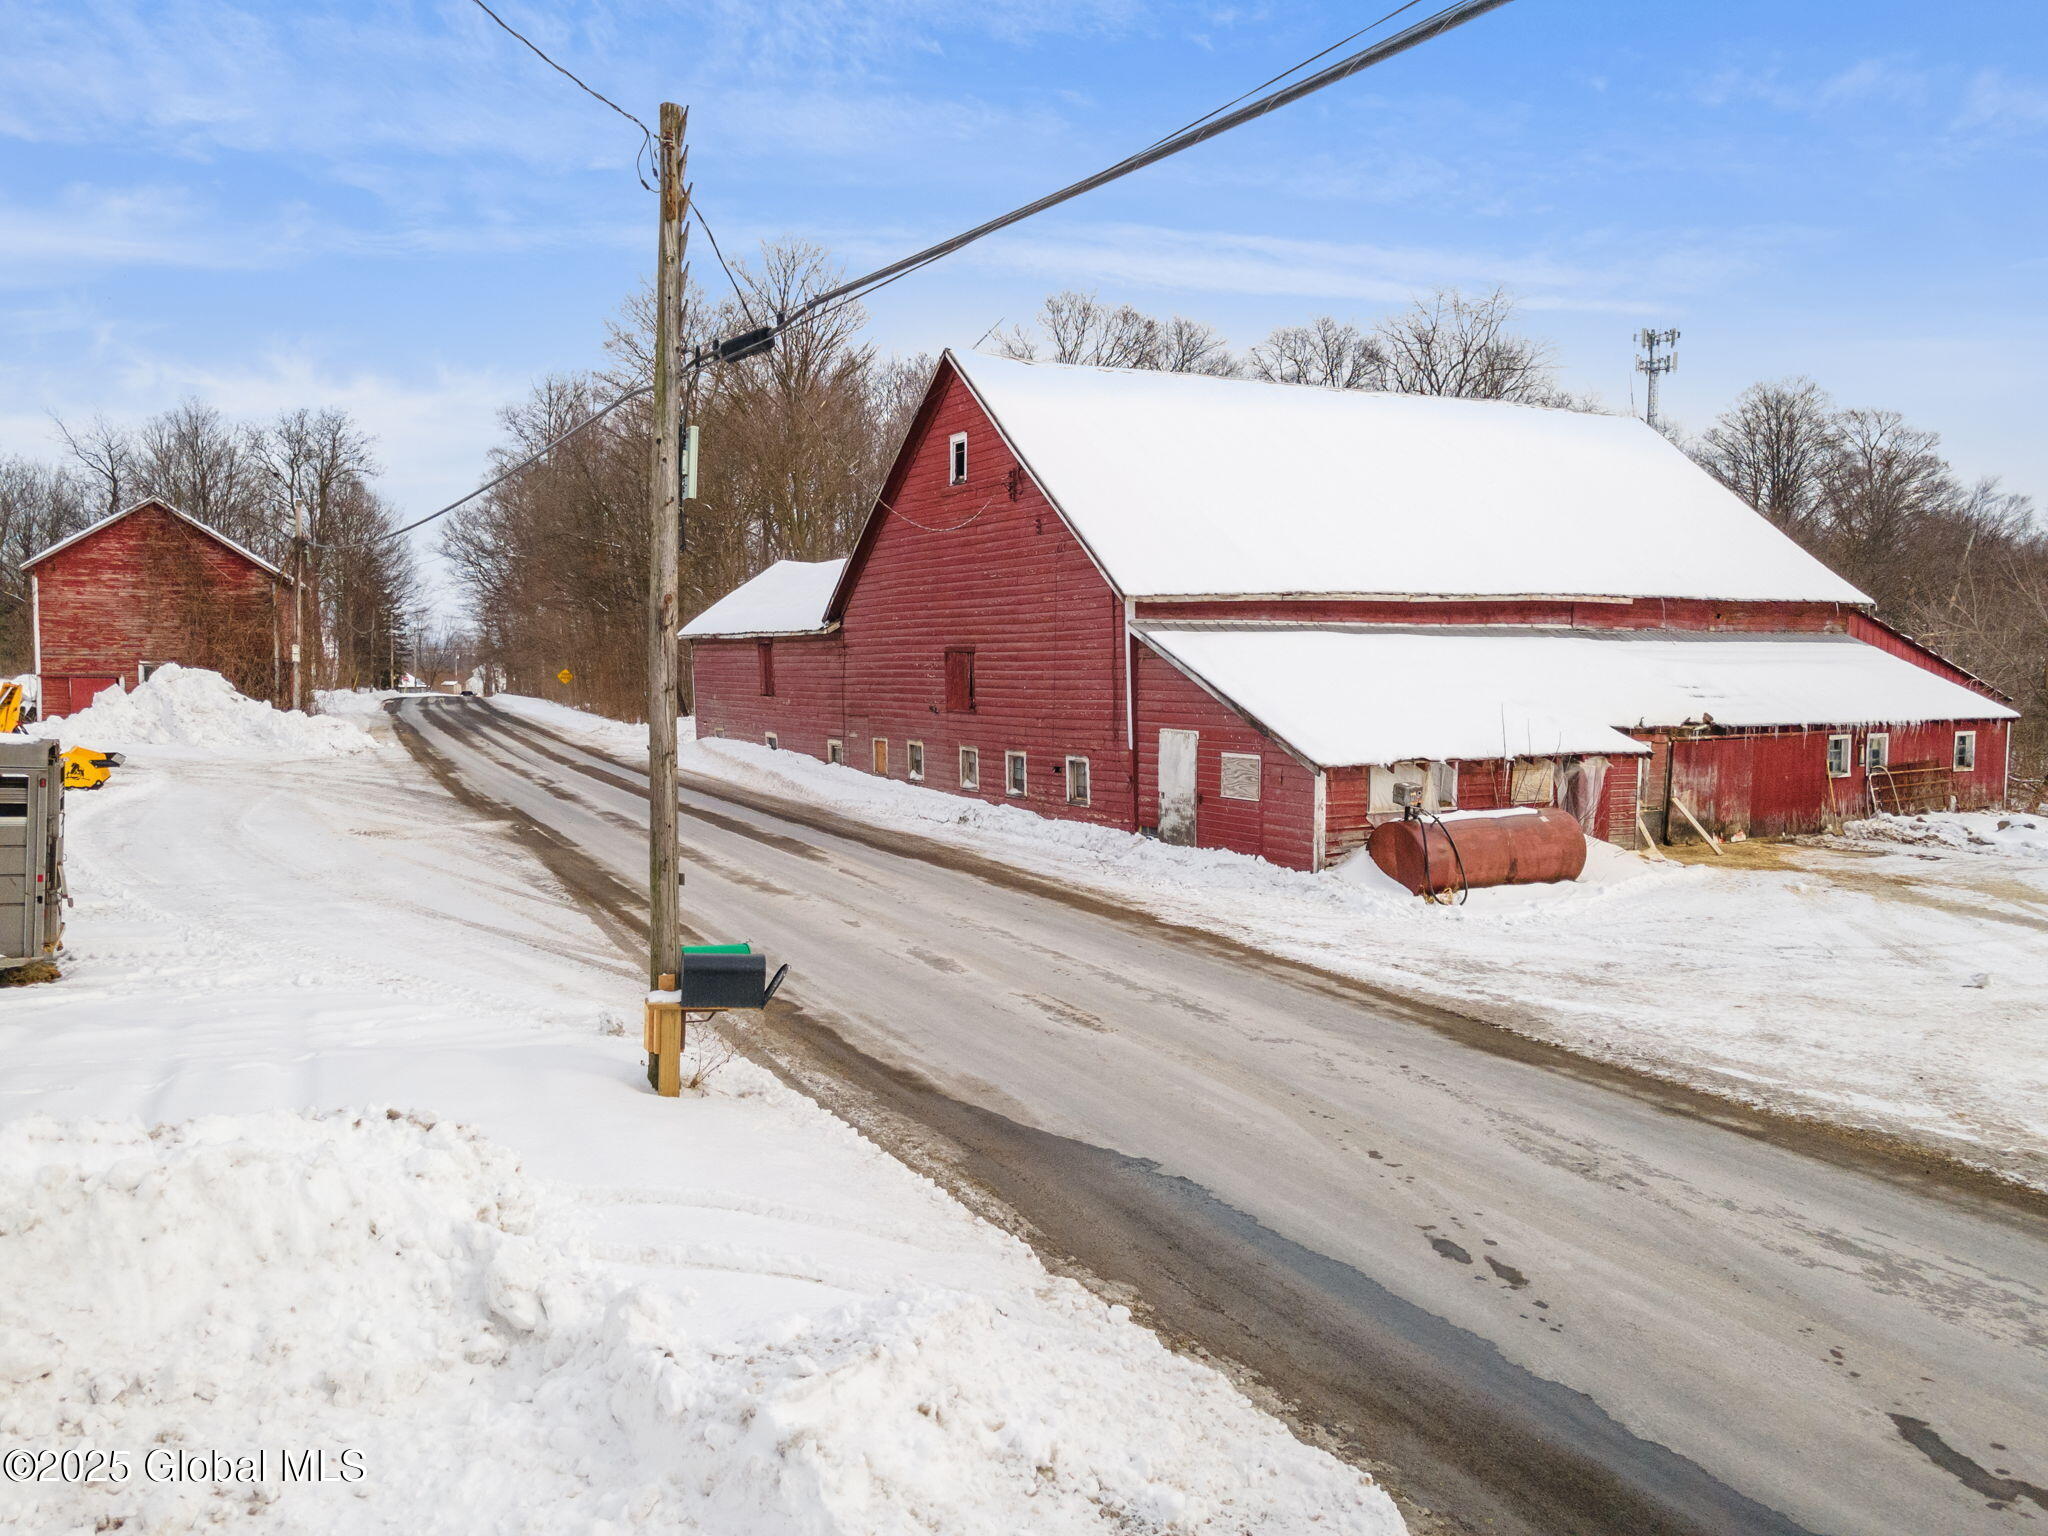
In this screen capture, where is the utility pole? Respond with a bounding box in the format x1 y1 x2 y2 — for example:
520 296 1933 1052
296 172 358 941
1635 327 1679 433
646 101 689 989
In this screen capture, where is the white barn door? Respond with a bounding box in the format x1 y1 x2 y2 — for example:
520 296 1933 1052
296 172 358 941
1158 729 1198 846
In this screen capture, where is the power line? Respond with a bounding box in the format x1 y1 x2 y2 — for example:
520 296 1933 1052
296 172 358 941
383 381 651 542
465 0 754 311
793 0 1512 327
466 0 652 140
392 0 1514 544
1138 0 1429 154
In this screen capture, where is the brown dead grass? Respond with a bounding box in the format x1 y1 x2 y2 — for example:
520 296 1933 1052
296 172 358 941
0 959 61 986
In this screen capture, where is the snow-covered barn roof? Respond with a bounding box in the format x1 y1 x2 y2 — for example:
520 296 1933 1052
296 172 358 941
23 497 289 581
1139 626 2015 769
951 352 1871 606
681 558 846 638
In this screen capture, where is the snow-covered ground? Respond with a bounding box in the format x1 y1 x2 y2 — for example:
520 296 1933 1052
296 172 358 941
0 684 1401 1534
500 695 2048 1190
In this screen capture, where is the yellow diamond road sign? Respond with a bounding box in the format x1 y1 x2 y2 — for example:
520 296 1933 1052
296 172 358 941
557 668 574 685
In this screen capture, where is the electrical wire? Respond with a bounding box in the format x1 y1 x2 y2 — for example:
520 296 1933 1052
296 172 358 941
391 0 1513 543
466 0 652 141
382 382 651 542
466 0 755 311
1136 0 1428 154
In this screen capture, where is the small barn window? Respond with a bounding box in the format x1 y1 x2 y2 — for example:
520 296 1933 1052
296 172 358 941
1954 730 1976 771
1005 750 1027 797
765 731 779 750
872 738 890 776
948 432 969 485
1826 733 1852 777
826 738 844 765
908 740 925 781
1065 756 1090 805
1219 752 1262 801
944 648 976 712
756 640 775 697
959 746 980 789
1864 732 1890 771
138 661 165 683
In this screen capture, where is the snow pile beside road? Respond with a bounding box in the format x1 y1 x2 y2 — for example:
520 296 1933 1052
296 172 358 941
35 665 373 759
313 687 398 726
0 1110 1398 1535
1838 810 2048 859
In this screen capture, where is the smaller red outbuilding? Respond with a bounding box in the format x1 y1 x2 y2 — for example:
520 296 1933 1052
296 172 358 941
25 498 291 716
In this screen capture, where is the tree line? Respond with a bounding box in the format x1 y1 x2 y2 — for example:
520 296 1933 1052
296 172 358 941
0 402 421 696
440 241 924 720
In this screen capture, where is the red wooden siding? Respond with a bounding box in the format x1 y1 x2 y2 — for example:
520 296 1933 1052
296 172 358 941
34 502 283 709
1133 645 1319 869
1646 718 2008 841
832 367 1134 828
690 636 845 757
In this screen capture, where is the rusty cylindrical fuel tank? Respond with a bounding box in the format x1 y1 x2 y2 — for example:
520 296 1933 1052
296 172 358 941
1368 807 1588 897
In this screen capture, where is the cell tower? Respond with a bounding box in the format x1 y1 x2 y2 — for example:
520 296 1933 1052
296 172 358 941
1635 328 1679 432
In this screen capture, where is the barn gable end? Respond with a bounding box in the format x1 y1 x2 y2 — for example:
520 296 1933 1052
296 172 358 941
30 498 287 714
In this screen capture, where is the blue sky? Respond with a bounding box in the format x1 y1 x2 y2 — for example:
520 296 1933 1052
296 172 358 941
4 0 2044 612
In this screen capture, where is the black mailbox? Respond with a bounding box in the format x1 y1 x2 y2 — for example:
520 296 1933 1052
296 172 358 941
678 951 788 1011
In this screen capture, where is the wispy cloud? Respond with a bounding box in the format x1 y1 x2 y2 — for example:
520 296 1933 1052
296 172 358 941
951 220 1808 313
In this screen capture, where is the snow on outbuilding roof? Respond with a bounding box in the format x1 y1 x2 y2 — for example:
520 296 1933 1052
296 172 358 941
952 352 1871 606
22 498 289 580
1140 627 2014 769
681 558 846 638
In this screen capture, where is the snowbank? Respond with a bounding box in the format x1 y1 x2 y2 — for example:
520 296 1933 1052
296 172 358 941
33 665 373 759
0 1109 1396 1535
1838 810 2048 859
313 687 400 728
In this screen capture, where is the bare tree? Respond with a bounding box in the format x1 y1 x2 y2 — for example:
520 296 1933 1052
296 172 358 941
450 241 913 719
51 414 136 518
1370 288 1564 402
1691 379 1837 538
0 457 95 671
1248 316 1387 389
134 400 271 547
998 291 1238 376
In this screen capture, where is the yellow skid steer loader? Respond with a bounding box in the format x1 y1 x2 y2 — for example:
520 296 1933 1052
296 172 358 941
0 682 123 789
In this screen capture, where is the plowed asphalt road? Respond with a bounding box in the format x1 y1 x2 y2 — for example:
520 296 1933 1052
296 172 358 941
394 696 2048 1536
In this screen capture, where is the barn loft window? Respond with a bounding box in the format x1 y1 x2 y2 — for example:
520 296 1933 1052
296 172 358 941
826 738 844 765
944 648 976 712
1864 732 1890 772
756 640 775 696
1065 756 1090 805
764 731 779 751
1954 730 1977 771
948 432 969 485
959 746 980 789
872 738 890 776
1005 750 1027 797
1218 752 1262 801
908 740 925 781
1826 733 1853 778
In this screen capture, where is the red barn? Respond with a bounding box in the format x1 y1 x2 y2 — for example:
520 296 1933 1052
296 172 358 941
25 498 291 715
686 354 2015 870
